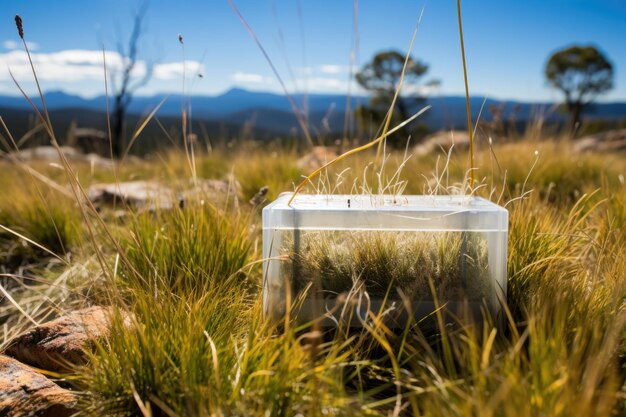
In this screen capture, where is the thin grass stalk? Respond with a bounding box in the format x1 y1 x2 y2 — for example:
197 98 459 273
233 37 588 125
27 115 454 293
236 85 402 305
15 16 53 136
10 16 139 281
456 0 475 189
14 123 44 148
0 117 70 257
102 48 114 162
296 0 308 122
342 0 359 143
123 97 168 159
179 36 198 188
228 0 314 148
374 11 423 165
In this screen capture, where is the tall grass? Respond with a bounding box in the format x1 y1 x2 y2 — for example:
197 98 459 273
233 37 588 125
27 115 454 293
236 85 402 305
0 137 624 416
122 200 251 295
0 181 81 269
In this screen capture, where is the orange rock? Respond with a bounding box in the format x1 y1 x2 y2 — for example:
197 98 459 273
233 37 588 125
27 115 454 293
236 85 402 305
0 355 76 416
6 306 127 373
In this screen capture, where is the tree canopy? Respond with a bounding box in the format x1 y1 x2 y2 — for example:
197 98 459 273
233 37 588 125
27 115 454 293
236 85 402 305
545 45 613 133
355 50 430 145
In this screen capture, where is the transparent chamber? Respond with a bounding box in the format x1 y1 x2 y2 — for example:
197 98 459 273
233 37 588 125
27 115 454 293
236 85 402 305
263 194 508 326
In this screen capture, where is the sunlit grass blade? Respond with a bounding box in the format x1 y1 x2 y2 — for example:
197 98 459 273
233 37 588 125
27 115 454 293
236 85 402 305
122 96 169 160
288 106 430 205
457 0 475 188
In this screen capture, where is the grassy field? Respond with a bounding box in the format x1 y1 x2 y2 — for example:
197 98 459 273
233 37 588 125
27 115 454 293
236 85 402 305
0 133 625 416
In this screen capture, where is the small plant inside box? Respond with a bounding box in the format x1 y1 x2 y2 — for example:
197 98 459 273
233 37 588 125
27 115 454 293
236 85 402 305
263 193 508 327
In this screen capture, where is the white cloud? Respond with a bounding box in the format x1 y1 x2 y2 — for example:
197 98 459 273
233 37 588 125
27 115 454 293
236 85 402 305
300 77 350 92
0 49 202 86
0 50 135 82
0 48 360 97
3 40 17 50
403 83 441 96
231 71 273 84
153 61 204 80
3 39 38 51
229 73 355 94
318 64 344 75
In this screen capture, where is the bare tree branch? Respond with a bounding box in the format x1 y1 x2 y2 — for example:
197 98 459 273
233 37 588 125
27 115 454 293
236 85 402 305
110 2 153 158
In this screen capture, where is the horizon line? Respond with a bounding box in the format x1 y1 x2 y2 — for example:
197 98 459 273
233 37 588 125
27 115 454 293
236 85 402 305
0 87 625 105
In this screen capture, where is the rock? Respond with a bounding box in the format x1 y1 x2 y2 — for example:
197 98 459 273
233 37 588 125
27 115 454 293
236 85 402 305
0 355 76 416
7 146 80 162
297 146 340 171
84 153 115 169
414 130 470 156
194 177 240 198
602 138 626 152
575 129 626 153
178 177 242 207
572 137 598 153
89 177 242 211
5 306 125 373
3 145 115 168
88 180 175 210
178 178 241 208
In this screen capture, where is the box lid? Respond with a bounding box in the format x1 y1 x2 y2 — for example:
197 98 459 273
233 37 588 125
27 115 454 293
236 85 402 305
263 193 508 232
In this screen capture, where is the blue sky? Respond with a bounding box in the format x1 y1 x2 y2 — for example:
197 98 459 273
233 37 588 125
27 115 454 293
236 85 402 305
0 0 624 101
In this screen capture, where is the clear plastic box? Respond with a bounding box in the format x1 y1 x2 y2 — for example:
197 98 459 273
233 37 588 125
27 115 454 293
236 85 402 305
263 193 508 326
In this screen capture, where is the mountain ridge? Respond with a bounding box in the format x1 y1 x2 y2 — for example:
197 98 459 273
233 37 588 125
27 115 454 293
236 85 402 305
0 88 624 137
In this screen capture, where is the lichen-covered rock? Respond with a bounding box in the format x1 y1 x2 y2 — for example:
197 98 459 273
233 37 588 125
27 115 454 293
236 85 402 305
2 145 115 168
181 177 241 204
575 129 626 153
87 178 240 211
0 355 76 417
5 306 124 373
87 180 175 210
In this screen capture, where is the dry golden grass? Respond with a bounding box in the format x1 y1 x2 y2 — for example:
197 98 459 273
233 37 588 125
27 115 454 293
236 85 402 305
0 133 624 416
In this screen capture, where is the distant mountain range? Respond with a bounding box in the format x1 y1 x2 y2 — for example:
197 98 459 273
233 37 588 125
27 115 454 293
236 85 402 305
0 88 625 143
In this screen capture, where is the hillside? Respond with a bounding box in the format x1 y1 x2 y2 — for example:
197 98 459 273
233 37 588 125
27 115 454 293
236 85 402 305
1 89 625 147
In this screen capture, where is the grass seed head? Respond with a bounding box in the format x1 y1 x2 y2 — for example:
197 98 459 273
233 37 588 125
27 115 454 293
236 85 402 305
15 15 24 39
